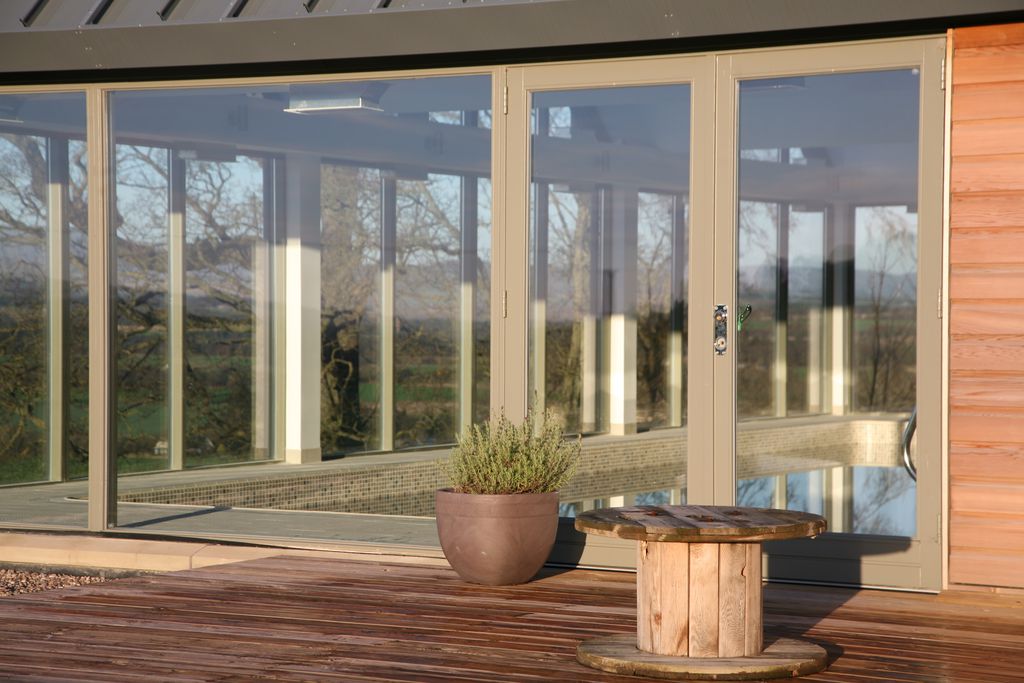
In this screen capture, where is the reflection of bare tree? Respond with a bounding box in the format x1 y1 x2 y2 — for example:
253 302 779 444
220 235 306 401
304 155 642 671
182 157 263 461
394 173 462 447
114 145 171 466
321 165 381 453
544 188 592 431
0 134 89 484
540 189 684 433
855 207 916 412
636 193 675 428
737 476 774 508
114 145 265 468
737 200 779 418
321 162 490 452
0 134 49 482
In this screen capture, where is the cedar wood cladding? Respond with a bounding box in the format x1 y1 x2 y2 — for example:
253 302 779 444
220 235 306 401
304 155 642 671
949 22 1024 589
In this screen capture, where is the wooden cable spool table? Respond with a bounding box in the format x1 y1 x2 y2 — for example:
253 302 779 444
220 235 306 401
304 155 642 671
575 505 829 681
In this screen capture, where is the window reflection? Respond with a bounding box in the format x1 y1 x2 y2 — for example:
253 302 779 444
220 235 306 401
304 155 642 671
104 76 492 535
739 465 915 536
183 154 269 464
321 164 383 455
0 94 88 492
736 70 920 537
0 131 50 483
854 206 916 413
115 144 170 472
529 84 691 513
530 85 691 438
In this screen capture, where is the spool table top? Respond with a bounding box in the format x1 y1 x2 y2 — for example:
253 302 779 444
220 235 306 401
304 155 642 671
574 505 826 543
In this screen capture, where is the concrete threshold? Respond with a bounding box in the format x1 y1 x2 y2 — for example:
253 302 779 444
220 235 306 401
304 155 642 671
0 531 450 574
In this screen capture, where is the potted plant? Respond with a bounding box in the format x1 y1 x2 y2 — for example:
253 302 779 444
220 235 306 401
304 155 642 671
436 409 581 585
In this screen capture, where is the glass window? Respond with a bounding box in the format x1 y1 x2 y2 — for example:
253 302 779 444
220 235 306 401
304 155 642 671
109 75 491 543
0 92 88 528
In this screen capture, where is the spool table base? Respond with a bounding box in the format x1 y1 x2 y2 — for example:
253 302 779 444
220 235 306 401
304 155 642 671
577 635 828 681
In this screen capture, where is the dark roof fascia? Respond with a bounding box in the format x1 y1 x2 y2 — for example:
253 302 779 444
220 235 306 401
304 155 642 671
1 3 1024 87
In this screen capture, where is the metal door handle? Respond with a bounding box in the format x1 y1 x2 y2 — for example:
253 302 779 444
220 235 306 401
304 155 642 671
713 305 728 355
902 406 917 481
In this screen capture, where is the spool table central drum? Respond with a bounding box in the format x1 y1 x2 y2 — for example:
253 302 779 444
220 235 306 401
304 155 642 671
575 505 829 681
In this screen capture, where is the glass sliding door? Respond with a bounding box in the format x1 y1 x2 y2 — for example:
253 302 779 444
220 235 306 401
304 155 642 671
529 85 692 514
509 57 715 567
0 46 947 584
717 40 944 589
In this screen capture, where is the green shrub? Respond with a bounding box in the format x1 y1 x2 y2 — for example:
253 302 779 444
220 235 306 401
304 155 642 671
442 409 581 495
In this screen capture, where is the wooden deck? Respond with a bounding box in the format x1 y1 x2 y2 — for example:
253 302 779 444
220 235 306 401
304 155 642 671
0 556 1022 682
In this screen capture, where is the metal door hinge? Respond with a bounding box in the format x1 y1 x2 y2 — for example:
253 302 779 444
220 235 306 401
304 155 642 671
502 85 508 115
502 290 508 318
937 290 943 319
940 55 946 91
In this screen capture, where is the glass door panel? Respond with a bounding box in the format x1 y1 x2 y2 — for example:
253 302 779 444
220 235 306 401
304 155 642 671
721 40 944 590
507 57 716 573
528 84 692 515
735 69 921 536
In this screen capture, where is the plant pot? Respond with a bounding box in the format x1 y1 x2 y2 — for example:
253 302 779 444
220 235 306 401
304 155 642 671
435 488 559 585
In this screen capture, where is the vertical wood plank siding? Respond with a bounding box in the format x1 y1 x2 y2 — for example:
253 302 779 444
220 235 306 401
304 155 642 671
950 22 1024 589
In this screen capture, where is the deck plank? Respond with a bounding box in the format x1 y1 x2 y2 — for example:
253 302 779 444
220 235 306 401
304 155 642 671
0 556 1022 682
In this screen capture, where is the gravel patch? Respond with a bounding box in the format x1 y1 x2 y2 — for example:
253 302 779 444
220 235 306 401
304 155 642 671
0 568 107 597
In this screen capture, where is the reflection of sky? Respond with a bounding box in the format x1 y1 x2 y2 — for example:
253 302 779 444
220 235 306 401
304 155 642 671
634 490 670 506
534 84 692 156
738 69 920 292
0 135 48 270
115 145 168 247
739 465 916 537
740 203 916 302
738 476 774 508
787 470 824 516
112 136 492 322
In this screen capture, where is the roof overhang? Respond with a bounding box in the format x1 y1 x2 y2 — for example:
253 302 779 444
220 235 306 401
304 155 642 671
1 0 1024 83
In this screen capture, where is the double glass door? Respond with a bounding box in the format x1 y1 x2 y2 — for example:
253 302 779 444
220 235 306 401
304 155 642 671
506 37 944 590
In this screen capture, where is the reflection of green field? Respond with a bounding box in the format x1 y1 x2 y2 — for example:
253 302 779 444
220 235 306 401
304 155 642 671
395 361 456 403
119 403 167 437
395 384 455 403
4 316 480 481
358 384 380 403
0 457 46 486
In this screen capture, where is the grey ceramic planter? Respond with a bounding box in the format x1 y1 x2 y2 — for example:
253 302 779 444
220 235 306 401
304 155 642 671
435 488 559 585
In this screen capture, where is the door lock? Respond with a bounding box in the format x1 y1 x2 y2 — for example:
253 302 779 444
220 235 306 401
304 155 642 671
714 304 728 355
